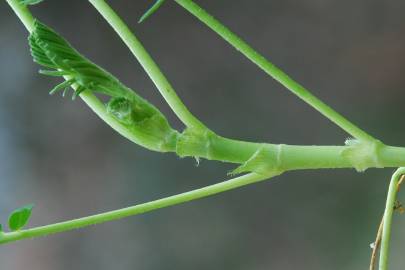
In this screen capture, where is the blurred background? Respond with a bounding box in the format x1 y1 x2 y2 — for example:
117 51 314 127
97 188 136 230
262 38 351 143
1 0 405 269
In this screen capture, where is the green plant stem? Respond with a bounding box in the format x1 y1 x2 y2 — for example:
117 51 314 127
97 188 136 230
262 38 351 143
0 172 268 244
88 0 206 131
5 0 34 32
178 135 405 170
5 0 405 247
379 168 405 270
173 0 376 143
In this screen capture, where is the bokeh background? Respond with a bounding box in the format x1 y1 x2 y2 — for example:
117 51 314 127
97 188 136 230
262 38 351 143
1 0 405 269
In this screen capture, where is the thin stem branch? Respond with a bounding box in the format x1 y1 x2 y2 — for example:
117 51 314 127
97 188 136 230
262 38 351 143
0 173 268 244
173 0 376 142
370 216 384 270
5 0 34 32
379 168 405 270
88 0 207 131
370 176 404 270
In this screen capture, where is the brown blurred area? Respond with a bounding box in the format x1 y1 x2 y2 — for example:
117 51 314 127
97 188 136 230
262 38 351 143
1 0 405 269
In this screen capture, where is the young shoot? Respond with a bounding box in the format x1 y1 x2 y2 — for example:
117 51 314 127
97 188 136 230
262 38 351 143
29 20 178 152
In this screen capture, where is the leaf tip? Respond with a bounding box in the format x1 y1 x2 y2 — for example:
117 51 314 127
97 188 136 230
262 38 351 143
139 0 166 24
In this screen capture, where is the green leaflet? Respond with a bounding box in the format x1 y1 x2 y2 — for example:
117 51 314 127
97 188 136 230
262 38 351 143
19 0 44 5
8 204 34 231
29 20 178 152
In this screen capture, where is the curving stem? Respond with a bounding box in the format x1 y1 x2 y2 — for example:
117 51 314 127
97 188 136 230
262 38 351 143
379 167 405 270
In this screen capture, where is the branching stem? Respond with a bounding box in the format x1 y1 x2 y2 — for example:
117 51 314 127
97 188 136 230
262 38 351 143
88 0 207 131
4 0 405 252
7 0 405 172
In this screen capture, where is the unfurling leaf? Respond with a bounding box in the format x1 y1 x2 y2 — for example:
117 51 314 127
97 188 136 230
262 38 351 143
29 21 178 152
29 20 130 99
8 204 34 231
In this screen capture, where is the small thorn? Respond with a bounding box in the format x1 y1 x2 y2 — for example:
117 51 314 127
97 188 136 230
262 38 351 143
139 0 166 23
194 157 200 167
49 79 74 95
62 88 69 97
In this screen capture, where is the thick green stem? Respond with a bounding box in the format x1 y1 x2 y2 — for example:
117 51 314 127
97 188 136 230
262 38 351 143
379 168 405 270
174 0 376 142
177 134 405 171
88 0 207 131
0 173 267 244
